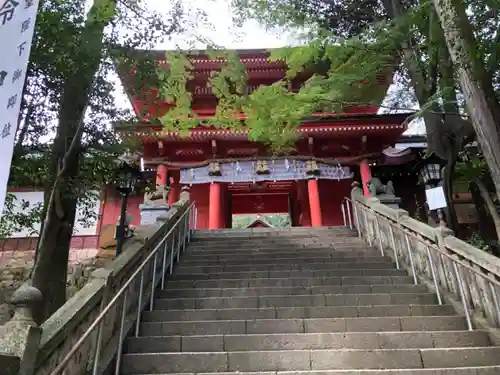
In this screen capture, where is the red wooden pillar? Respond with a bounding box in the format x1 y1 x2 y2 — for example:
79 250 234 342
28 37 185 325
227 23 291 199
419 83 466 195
156 164 168 185
209 182 222 229
168 170 180 206
219 183 227 229
360 160 372 197
308 179 323 227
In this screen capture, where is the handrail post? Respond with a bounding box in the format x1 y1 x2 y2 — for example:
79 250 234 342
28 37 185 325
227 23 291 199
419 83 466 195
404 233 418 285
425 244 443 305
362 209 372 247
353 202 361 237
341 202 347 227
161 235 169 289
452 260 473 331
0 285 42 375
388 224 400 269
374 215 384 256
346 200 353 229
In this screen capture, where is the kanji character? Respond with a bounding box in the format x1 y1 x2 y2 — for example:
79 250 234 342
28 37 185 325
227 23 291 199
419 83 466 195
0 70 6 86
1 122 11 138
11 68 22 83
17 41 26 56
20 16 30 32
0 0 19 26
7 94 17 108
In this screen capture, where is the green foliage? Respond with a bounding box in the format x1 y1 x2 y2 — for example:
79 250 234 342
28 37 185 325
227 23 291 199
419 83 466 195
467 232 494 254
2 0 202 239
0 194 43 239
158 52 195 135
157 29 397 153
455 157 490 184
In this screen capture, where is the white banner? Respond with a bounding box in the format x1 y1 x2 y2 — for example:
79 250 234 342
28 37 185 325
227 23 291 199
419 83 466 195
0 0 40 213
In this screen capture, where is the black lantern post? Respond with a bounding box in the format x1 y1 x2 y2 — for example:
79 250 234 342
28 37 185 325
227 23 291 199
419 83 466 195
114 161 142 256
420 153 444 187
420 153 447 226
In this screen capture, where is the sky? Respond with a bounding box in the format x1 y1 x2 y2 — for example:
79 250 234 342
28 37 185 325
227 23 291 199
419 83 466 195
110 0 424 135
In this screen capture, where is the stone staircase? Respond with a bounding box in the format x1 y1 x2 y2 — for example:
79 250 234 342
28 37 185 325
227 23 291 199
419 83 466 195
120 227 500 374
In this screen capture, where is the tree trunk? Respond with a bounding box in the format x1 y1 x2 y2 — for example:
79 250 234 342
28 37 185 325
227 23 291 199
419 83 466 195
474 179 500 240
31 160 80 323
432 0 500 203
31 0 116 323
470 181 500 257
441 142 459 233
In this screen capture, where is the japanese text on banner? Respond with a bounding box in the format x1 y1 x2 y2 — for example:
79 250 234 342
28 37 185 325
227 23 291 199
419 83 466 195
0 0 40 214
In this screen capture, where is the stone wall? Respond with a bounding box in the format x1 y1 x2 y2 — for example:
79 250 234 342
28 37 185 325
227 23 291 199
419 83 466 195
0 248 100 325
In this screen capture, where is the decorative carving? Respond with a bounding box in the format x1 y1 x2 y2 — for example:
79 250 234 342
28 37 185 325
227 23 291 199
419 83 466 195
367 177 395 198
255 160 270 175
180 186 191 201
208 162 222 176
144 177 172 205
306 159 320 176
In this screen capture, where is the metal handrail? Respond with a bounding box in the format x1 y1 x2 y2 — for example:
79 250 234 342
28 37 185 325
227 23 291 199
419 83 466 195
342 196 500 332
340 197 353 229
48 202 197 375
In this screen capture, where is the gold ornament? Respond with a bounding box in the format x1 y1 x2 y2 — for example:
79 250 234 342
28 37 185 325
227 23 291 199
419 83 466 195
306 159 320 176
208 162 222 176
256 160 270 175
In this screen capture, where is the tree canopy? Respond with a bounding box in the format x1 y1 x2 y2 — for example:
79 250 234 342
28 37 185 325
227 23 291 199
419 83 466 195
1 0 209 321
156 36 398 153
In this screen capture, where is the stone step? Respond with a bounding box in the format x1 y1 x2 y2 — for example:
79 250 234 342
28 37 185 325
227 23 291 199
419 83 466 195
139 316 467 336
181 256 392 265
192 228 356 239
159 284 429 299
189 235 363 244
193 228 351 235
186 241 368 251
183 249 380 258
120 347 500 374
167 276 415 289
142 304 456 322
154 292 438 310
125 330 491 353
174 262 396 274
116 367 500 375
195 226 352 233
169 269 407 281
189 237 361 246
186 243 369 251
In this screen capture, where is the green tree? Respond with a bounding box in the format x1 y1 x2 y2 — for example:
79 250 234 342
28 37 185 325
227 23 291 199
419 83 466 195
229 0 481 232
4 0 204 322
156 37 395 153
432 0 500 203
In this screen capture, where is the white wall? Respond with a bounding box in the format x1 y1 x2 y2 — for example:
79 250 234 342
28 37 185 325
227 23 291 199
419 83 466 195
8 191 101 238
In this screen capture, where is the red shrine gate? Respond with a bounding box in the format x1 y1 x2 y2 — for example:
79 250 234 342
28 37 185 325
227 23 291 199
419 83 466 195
116 49 411 230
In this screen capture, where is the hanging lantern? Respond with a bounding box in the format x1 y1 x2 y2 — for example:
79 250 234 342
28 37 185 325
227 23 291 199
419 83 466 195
256 160 270 175
306 159 321 176
420 153 445 185
208 162 222 176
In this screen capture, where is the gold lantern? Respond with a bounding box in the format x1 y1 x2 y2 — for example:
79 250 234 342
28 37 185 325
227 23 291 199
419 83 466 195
208 162 222 176
256 160 270 175
306 159 320 176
